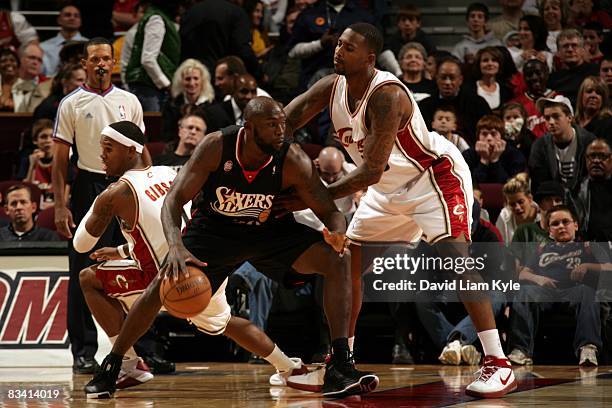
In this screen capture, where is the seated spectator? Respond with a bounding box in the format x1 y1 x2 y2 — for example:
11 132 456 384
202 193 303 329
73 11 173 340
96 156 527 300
601 55 612 96
154 112 207 173
510 59 556 138
508 15 553 71
573 138 612 242
288 0 375 90
539 0 566 53
468 47 513 111
574 76 612 142
507 205 606 366
220 73 258 126
40 4 87 76
548 29 600 106
451 3 501 65
501 102 536 161
0 7 38 49
568 0 612 29
33 63 86 121
0 184 59 242
529 95 595 193
416 202 506 366
462 115 526 184
398 42 435 102
214 55 271 101
0 48 18 111
23 119 55 209
473 184 491 222
12 43 50 113
582 22 605 65
244 0 273 59
424 50 453 82
161 58 216 141
488 0 525 41
496 174 538 243
511 180 565 268
419 57 491 145
125 0 181 112
379 4 435 77
430 107 469 152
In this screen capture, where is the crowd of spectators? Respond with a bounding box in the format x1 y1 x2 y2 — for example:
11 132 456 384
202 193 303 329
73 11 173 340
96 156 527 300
0 0 611 367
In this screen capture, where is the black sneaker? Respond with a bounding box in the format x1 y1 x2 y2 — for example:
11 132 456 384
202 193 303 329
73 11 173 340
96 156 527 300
392 343 414 364
142 353 176 374
322 357 379 398
84 354 123 399
73 356 99 374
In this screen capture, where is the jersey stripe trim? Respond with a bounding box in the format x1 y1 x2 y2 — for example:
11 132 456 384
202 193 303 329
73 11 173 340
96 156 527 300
344 70 379 118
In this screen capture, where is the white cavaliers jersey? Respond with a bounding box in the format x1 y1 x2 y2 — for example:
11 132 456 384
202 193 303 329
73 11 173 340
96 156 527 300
118 166 191 274
330 70 464 194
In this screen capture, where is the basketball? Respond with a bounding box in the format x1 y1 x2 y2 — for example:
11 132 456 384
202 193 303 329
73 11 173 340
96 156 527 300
159 265 212 319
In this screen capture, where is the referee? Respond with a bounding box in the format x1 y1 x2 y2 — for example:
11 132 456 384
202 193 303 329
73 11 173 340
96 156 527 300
52 37 147 374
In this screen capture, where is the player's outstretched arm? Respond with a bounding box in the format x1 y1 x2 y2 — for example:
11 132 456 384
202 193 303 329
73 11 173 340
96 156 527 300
284 144 347 252
327 84 405 199
160 132 222 279
284 74 336 137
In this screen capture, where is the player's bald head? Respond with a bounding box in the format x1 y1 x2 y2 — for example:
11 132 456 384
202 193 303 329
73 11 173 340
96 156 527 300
243 96 283 121
318 146 344 171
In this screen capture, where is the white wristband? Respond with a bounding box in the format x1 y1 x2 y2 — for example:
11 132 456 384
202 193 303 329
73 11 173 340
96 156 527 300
117 245 129 258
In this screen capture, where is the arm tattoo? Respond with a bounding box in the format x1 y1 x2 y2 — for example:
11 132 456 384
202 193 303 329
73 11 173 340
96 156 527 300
328 85 404 199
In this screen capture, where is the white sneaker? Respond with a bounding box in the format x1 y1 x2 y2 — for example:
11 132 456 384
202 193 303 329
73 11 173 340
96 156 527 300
579 344 598 367
461 344 482 366
286 365 326 392
439 340 462 365
269 357 310 386
507 348 533 366
465 355 517 398
116 358 154 390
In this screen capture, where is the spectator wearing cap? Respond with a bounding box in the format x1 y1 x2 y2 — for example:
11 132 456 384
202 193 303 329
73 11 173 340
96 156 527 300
462 114 526 183
378 5 435 77
529 95 595 194
510 180 565 268
451 3 501 65
572 138 612 242
40 4 88 76
0 184 59 242
548 29 599 106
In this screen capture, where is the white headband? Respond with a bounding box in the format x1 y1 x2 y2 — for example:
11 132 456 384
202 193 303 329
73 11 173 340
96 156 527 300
101 125 144 153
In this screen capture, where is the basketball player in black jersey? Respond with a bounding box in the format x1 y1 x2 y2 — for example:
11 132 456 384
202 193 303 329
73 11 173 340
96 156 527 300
85 97 379 399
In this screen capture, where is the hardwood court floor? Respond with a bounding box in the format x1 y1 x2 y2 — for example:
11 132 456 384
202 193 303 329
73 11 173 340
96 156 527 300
1 363 612 407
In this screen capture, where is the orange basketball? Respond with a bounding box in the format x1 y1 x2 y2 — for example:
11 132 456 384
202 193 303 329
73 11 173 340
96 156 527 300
159 265 212 319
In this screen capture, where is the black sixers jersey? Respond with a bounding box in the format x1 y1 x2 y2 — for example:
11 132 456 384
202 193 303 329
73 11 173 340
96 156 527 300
195 126 288 227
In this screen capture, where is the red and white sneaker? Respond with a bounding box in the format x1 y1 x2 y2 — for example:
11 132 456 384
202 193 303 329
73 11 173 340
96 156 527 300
286 366 326 392
269 357 311 386
116 358 154 390
465 356 517 398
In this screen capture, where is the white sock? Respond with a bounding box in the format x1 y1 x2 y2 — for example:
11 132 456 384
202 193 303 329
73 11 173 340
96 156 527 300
108 335 139 361
348 336 355 352
477 329 506 358
264 345 295 372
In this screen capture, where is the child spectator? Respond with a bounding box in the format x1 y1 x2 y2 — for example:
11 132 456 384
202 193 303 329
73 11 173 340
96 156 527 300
501 102 536 161
431 106 469 152
23 119 55 209
451 3 501 65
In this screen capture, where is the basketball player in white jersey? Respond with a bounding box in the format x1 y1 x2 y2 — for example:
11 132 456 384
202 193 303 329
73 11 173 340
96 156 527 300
74 121 309 399
279 23 516 398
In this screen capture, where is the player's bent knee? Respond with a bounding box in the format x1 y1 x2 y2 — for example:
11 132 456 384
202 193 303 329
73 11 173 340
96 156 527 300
79 267 98 288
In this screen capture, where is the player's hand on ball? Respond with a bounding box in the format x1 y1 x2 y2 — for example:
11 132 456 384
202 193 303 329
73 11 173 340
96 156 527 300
89 247 122 261
162 245 207 281
323 228 347 255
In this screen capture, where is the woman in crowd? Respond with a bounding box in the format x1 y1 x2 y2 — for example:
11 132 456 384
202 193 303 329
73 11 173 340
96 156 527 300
574 76 612 141
510 15 553 71
245 0 273 59
468 46 513 111
0 48 18 111
496 174 539 244
398 42 435 102
539 0 567 53
161 58 215 141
